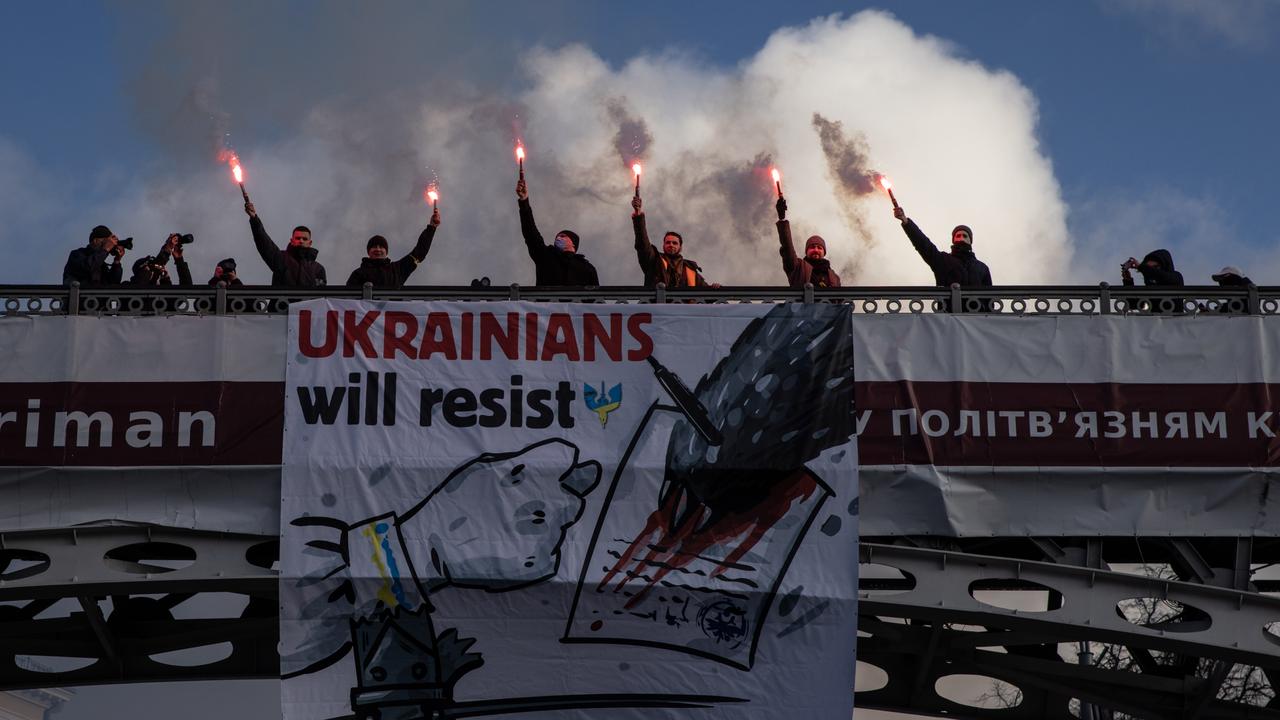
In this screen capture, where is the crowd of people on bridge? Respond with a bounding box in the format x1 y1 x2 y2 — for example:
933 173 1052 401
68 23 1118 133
61 177 1255 296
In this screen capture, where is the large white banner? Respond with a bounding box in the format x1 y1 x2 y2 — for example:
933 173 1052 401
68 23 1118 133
280 300 859 719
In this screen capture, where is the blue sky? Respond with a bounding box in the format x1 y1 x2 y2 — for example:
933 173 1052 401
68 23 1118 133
2 1 1279 288
6 2 1280 718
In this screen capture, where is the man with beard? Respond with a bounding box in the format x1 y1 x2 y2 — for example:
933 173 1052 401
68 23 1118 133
244 200 327 287
345 206 441 289
631 196 713 288
775 197 841 288
515 178 599 286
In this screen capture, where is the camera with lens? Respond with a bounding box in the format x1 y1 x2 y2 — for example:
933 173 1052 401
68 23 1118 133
117 236 134 251
175 233 195 245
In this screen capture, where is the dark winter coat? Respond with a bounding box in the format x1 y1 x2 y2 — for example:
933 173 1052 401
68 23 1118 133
62 244 123 286
517 199 600 286
1123 249 1184 287
1123 249 1185 313
128 259 193 287
345 226 437 289
250 215 328 287
777 220 842 288
633 214 709 288
901 220 992 288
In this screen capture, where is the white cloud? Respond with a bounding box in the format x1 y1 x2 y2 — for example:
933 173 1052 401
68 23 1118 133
5 10 1073 289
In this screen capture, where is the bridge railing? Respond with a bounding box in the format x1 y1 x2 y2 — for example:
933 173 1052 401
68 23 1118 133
0 282 1273 317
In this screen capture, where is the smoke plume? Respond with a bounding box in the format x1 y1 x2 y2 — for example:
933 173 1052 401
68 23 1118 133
2 9 1075 287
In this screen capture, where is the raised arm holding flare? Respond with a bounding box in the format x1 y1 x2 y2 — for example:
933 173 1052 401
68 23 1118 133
345 206 441 289
631 196 713 288
776 197 840 288
894 205 991 289
514 177 599 287
243 199 327 287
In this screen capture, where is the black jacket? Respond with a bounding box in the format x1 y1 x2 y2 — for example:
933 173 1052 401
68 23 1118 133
777 220 841 288
62 245 123 286
633 214 709 288
207 277 245 288
129 259 193 287
901 220 992 288
517 199 599 286
250 215 327 287
345 226 437 289
1123 249 1184 287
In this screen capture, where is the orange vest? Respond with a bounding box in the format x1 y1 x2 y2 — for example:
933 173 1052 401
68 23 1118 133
658 256 698 287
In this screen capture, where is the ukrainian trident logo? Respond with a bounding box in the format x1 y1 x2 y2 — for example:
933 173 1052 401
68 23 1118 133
583 382 623 427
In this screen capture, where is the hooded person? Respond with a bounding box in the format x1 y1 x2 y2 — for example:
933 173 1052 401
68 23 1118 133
208 258 244 287
1121 249 1184 287
345 207 442 289
1121 249 1185 313
775 197 841 288
63 225 126 286
243 200 327 287
631 196 712 288
514 178 600 287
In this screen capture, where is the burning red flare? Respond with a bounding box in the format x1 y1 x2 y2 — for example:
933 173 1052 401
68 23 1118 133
878 175 893 191
771 168 781 183
232 163 243 184
771 167 783 198
426 189 439 205
632 162 642 176
515 145 525 162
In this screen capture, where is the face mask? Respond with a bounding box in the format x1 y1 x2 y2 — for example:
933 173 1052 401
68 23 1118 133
554 236 573 252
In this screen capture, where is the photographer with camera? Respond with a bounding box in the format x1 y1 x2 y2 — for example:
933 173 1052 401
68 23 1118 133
244 200 327 287
128 234 194 287
1121 250 1183 287
208 258 243 287
63 225 129 286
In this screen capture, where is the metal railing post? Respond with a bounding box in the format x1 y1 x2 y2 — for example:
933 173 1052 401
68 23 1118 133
803 282 815 304
949 283 961 314
215 282 228 315
362 282 373 301
655 282 666 304
1248 283 1260 315
68 282 80 316
1098 282 1111 315
508 283 521 301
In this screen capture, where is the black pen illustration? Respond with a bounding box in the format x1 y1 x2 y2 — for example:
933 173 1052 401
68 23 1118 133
283 303 856 719
567 303 856 669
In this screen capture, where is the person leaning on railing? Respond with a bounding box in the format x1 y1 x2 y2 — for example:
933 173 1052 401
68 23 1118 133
775 196 840 288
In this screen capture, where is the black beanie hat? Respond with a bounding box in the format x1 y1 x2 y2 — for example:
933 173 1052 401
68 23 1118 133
132 255 155 274
557 229 580 250
217 258 237 273
805 235 827 253
90 225 112 241
366 235 389 251
951 225 974 244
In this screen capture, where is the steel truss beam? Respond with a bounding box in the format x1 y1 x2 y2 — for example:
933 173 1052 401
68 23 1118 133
7 527 1280 720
